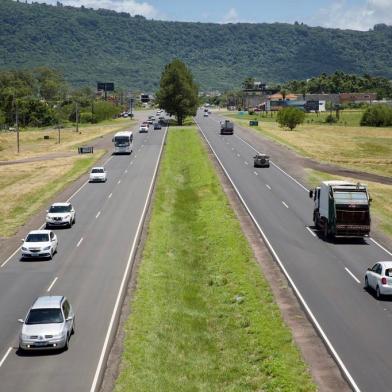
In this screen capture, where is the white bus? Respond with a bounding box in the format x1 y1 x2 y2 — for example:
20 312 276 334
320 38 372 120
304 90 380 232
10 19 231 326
112 131 133 154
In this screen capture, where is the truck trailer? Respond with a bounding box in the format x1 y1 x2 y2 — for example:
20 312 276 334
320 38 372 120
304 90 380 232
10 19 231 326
220 120 234 135
309 181 371 239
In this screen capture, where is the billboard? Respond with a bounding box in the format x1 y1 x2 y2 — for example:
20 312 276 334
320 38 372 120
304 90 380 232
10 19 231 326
97 82 114 92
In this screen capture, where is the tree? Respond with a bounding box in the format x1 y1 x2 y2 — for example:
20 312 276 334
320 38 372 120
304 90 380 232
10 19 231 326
156 59 199 125
276 107 305 131
242 77 255 90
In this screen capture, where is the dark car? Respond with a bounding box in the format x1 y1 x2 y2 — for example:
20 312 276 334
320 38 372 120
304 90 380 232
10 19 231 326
253 154 270 168
154 122 162 130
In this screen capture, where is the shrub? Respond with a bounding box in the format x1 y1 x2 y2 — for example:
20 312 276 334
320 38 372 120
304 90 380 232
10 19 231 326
79 112 93 123
276 107 305 130
325 114 337 124
360 104 392 127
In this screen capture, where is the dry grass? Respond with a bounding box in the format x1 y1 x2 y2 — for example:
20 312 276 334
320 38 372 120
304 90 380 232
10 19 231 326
307 169 392 238
0 118 132 161
225 112 392 178
0 151 104 237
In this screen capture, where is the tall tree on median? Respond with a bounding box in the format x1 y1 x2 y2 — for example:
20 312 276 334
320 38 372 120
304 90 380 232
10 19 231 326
156 59 199 125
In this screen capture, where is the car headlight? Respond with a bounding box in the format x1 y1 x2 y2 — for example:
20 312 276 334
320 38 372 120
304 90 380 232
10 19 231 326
52 332 66 339
43 246 51 251
21 247 27 251
20 333 29 340
64 214 70 219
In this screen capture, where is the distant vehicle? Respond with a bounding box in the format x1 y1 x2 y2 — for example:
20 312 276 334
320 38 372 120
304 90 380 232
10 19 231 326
220 120 234 135
365 261 392 299
147 119 153 124
46 202 75 228
309 181 371 239
89 167 107 183
123 113 129 118
21 230 58 260
18 296 75 351
112 131 133 154
253 154 270 168
203 112 209 117
139 124 149 133
154 122 162 130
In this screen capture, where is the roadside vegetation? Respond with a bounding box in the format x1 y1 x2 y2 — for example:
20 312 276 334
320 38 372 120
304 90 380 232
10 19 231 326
0 152 104 237
225 111 392 178
115 126 315 392
307 169 392 238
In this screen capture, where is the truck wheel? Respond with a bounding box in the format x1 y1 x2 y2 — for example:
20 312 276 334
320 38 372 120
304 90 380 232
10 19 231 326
323 225 329 240
376 285 383 299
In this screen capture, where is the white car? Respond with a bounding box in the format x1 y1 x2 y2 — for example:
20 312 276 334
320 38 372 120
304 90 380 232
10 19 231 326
46 202 75 228
365 261 392 298
21 230 58 260
89 167 107 182
139 124 149 133
203 112 209 117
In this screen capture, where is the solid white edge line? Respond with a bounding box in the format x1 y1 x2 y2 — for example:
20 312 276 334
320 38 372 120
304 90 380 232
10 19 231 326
117 180 121 184
0 347 12 368
345 268 361 284
306 226 317 237
76 238 83 248
194 119 361 392
282 201 289 209
233 133 309 192
89 126 168 392
47 277 59 292
266 184 271 190
96 211 101 219
369 238 392 257
108 193 112 199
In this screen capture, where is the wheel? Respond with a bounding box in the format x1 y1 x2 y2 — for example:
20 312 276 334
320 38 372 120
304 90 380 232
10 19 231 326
48 250 53 260
323 225 329 240
364 276 369 289
376 285 382 299
63 334 69 351
71 319 75 335
73 216 76 225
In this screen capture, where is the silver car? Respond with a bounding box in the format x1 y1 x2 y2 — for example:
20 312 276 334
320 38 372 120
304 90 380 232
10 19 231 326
19 296 75 351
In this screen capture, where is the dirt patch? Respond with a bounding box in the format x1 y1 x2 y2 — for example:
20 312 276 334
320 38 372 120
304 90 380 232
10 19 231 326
198 128 352 392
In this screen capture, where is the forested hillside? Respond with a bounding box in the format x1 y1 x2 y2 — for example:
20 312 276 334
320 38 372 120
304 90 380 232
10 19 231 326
1 0 392 91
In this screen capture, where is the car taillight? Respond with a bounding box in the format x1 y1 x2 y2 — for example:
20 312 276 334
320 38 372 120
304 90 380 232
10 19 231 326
381 277 387 285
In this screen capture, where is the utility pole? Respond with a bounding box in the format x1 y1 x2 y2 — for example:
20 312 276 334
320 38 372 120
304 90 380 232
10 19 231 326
16 99 20 154
75 102 79 133
57 124 61 144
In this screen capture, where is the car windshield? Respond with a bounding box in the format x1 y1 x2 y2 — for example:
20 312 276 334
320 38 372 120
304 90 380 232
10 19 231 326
26 233 49 242
91 168 104 173
114 136 130 145
49 205 71 213
333 190 368 205
26 308 63 324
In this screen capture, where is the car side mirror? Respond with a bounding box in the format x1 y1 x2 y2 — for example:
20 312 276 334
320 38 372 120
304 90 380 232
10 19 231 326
309 190 313 199
367 267 372 271
46 210 49 213
21 239 25 243
52 239 56 242
18 319 24 323
66 316 73 321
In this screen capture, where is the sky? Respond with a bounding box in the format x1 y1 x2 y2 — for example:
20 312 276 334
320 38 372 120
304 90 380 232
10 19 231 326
23 0 392 30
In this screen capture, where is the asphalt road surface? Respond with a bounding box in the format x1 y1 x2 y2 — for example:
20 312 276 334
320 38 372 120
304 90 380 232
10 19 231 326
0 121 167 392
196 111 392 392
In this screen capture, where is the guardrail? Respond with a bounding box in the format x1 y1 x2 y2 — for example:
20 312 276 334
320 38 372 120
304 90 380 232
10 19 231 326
78 146 94 154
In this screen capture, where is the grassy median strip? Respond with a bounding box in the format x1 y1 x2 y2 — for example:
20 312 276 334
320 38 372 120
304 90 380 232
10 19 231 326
115 127 315 392
0 151 104 237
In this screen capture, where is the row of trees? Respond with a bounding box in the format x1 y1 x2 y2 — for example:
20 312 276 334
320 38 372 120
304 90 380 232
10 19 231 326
0 68 123 128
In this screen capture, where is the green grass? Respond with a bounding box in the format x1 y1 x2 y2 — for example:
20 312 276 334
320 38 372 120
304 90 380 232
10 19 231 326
306 169 392 238
115 126 316 392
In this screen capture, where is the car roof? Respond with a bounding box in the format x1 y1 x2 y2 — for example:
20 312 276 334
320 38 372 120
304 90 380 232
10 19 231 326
27 230 51 235
31 296 64 309
51 202 70 207
91 166 104 170
378 261 392 268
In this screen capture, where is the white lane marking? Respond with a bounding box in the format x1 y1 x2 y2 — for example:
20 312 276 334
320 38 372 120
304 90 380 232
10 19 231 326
266 184 271 190
244 161 248 165
306 226 317 237
66 181 89 203
236 153 240 157
108 193 113 199
282 201 289 209
117 180 121 185
125 170 128 174
76 238 83 248
370 238 392 257
234 134 309 192
90 126 168 392
253 171 258 176
195 119 361 392
0 347 12 368
1 247 22 268
231 147 234 151
47 277 58 292
130 161 133 166
134 155 137 158
345 267 361 284
96 211 101 219
103 155 113 166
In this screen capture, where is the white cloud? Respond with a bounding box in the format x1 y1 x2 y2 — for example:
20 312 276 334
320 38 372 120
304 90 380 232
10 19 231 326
222 8 239 24
23 0 160 18
314 0 392 30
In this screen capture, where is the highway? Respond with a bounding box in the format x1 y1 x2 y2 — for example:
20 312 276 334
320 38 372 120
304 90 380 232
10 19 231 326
0 119 167 392
195 111 392 392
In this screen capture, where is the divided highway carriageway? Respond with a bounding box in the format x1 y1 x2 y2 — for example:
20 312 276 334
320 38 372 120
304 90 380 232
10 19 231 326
195 110 392 392
0 123 167 392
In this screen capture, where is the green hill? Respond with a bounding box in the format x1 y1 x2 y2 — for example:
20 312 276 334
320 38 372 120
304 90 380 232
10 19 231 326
1 0 392 91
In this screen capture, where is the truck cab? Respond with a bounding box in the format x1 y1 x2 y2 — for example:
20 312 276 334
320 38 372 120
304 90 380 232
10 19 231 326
310 181 371 239
220 120 234 135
